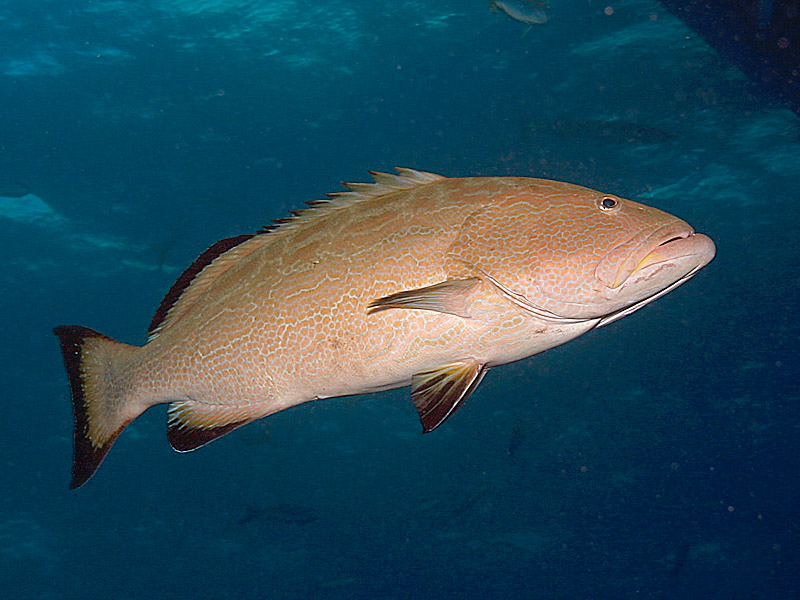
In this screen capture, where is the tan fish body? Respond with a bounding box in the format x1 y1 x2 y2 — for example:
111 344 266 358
55 169 715 488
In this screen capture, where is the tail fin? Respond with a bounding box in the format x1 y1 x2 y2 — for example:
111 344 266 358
54 325 147 489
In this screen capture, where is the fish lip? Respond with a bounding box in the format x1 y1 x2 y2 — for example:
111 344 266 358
595 231 716 327
628 231 716 279
595 222 697 289
657 232 692 247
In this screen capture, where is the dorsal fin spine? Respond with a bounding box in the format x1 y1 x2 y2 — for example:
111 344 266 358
258 168 444 235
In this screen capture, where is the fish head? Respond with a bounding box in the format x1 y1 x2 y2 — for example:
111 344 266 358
448 179 715 324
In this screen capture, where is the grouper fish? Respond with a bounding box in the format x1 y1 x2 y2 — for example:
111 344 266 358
55 169 715 488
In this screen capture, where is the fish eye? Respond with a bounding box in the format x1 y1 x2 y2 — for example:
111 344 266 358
599 196 619 211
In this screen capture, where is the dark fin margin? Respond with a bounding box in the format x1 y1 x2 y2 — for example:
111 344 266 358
54 325 129 489
168 419 251 452
148 234 254 336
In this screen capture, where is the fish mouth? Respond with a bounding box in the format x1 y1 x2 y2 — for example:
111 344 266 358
595 230 716 327
627 231 716 281
596 222 701 289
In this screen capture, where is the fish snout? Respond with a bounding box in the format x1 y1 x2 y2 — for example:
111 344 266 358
629 232 716 279
595 222 699 289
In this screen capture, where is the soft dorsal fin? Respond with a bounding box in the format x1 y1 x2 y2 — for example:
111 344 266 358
148 234 270 339
148 168 446 340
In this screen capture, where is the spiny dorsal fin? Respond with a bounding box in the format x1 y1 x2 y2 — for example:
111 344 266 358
148 168 446 340
258 168 446 235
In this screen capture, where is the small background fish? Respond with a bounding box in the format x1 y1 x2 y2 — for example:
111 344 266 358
491 0 549 26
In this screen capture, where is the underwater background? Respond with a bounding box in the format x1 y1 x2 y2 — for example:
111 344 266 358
1 0 798 598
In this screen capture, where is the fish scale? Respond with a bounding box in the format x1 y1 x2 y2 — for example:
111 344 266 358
54 168 715 488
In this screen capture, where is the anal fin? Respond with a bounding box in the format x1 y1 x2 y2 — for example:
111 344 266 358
167 401 260 452
411 360 487 433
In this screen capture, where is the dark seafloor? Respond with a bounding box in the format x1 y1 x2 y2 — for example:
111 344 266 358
0 1 798 598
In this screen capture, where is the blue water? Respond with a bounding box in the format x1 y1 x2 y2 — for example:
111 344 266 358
2 1 798 598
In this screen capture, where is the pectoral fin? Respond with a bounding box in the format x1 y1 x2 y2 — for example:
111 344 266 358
411 360 487 433
368 278 480 318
